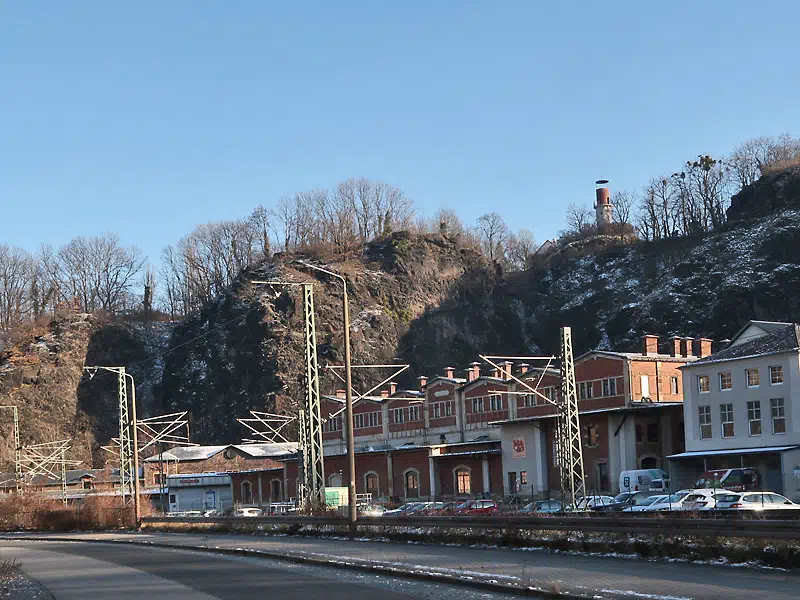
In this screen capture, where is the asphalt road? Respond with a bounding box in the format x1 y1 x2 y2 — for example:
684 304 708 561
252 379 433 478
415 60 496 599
0 540 519 600
10 531 799 599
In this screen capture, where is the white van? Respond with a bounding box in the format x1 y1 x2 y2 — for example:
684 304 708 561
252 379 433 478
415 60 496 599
619 469 669 493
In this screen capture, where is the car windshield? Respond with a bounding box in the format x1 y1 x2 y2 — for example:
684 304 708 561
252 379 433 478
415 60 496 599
638 496 663 506
613 493 633 502
455 501 473 509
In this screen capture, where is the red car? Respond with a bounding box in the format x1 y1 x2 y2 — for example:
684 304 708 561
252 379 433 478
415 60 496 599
454 499 498 515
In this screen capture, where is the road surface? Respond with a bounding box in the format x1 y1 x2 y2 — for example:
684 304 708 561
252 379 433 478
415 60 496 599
0 539 519 600
3 532 800 599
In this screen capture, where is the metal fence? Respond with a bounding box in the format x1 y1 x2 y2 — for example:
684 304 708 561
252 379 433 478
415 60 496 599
142 513 800 540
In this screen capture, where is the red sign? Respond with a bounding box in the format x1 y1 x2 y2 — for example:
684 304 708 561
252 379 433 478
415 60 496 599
512 438 526 459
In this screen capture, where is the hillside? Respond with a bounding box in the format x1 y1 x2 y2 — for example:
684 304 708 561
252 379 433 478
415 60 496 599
3 168 800 458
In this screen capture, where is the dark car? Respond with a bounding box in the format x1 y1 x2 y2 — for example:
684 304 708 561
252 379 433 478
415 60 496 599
594 491 649 512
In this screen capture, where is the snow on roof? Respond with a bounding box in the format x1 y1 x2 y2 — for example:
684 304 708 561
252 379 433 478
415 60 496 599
143 443 297 463
688 322 800 366
234 443 297 457
143 445 227 462
668 446 800 459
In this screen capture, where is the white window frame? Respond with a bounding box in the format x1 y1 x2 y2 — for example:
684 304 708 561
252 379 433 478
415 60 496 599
670 376 679 395
409 405 421 421
747 401 762 436
445 402 453 417
393 408 404 424
369 412 379 427
771 398 786 434
354 413 365 429
746 368 760 388
719 371 732 391
698 375 710 394
699 405 712 439
720 403 734 438
489 395 502 411
769 365 784 386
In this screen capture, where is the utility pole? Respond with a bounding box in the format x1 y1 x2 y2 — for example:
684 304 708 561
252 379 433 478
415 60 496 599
0 406 22 494
84 366 141 526
294 262 356 531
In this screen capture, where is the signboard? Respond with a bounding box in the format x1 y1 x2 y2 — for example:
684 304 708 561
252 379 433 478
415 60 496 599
324 487 349 508
434 390 450 397
180 479 200 485
512 438 526 459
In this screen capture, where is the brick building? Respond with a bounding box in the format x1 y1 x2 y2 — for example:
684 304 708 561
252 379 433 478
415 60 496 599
498 334 700 498
143 443 297 490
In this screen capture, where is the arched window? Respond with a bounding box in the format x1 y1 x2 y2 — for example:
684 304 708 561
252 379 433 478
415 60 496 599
328 472 343 487
241 481 253 505
364 472 379 497
455 467 471 495
404 469 419 499
640 456 659 470
270 479 282 502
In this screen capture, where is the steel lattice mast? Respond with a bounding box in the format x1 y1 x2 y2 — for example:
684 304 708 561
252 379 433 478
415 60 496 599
0 406 22 494
558 326 586 508
302 283 325 507
117 368 135 502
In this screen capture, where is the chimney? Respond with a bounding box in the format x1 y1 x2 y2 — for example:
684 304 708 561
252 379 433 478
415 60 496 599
465 367 477 382
682 337 694 358
380 389 390 399
444 366 455 379
417 375 428 391
469 362 481 381
490 366 501 379
389 381 398 396
517 363 530 375
503 361 513 379
694 338 713 358
641 334 659 356
336 389 346 399
669 336 682 357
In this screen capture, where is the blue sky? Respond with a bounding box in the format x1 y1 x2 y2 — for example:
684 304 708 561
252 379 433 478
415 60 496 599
2 2 798 266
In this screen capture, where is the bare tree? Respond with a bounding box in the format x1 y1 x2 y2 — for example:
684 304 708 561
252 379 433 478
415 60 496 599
729 134 800 189
433 206 465 236
475 212 510 262
611 190 636 242
506 229 537 270
0 245 35 328
565 203 594 235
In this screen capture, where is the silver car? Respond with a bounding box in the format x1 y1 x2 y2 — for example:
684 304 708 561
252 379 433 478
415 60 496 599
715 492 800 511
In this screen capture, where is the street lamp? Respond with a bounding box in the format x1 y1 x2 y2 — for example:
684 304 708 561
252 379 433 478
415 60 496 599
295 260 357 530
83 366 141 527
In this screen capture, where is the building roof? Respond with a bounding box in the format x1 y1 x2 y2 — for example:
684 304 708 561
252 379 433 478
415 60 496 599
0 468 120 489
577 350 698 364
686 322 800 367
490 401 684 426
143 443 296 463
668 446 800 459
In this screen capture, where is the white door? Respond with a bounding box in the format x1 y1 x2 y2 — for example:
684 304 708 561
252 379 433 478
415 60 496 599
169 493 178 512
640 375 650 399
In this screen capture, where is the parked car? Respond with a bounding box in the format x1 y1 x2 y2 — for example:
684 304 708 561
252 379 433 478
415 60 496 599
454 499 498 515
521 500 563 514
426 502 457 516
203 509 219 517
619 469 670 494
715 492 800 511
182 510 203 517
359 504 387 517
682 489 733 511
233 507 263 517
622 495 668 512
694 468 760 492
382 502 425 517
594 491 650 512
574 495 615 511
647 490 694 511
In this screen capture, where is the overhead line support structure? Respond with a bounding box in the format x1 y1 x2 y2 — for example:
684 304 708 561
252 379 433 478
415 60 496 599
251 280 325 512
0 406 22 494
